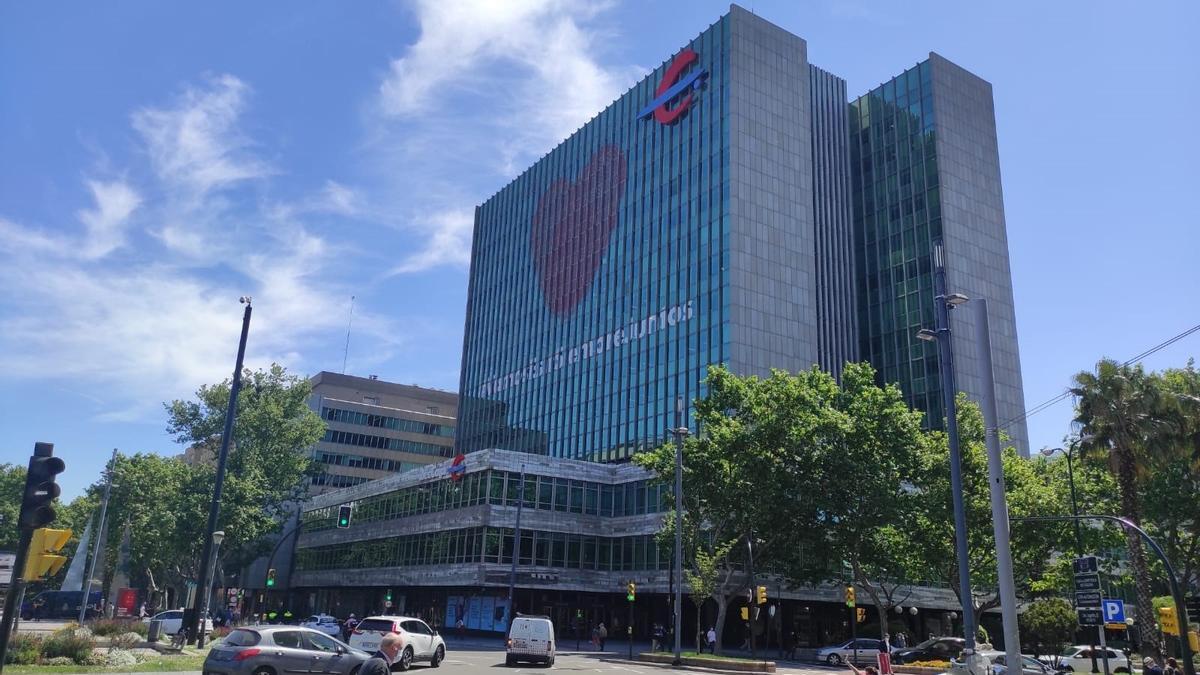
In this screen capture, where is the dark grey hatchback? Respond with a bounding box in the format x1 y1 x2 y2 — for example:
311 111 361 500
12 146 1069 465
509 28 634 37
203 626 372 675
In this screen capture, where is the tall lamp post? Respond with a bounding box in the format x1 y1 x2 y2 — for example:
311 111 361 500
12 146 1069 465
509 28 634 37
197 530 225 648
189 297 252 644
670 396 689 666
505 463 526 632
915 240 976 656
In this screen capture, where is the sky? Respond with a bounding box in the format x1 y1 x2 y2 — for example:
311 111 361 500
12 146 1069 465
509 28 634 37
2 1 1197 501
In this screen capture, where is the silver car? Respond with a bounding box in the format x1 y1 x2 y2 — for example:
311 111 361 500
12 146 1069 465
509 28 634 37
816 638 888 665
203 626 371 675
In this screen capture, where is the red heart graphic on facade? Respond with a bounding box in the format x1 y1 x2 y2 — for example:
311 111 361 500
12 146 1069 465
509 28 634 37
530 144 627 316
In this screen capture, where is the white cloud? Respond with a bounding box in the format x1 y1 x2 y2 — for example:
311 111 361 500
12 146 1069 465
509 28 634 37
77 179 141 259
391 208 474 274
132 74 269 198
0 74 402 422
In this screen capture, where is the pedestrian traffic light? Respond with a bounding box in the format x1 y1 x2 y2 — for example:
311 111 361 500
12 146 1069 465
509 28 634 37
266 568 277 587
337 504 352 528
845 586 856 607
857 608 867 624
23 528 71 580
627 582 636 602
386 589 393 602
756 586 767 605
20 443 66 530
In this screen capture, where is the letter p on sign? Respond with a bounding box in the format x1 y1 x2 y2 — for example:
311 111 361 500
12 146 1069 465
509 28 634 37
1102 599 1125 624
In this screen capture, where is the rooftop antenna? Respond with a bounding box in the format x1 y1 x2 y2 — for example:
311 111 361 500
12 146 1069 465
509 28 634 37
342 295 355 374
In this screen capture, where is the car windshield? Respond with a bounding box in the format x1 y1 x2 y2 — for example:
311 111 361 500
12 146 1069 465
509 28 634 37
1060 647 1080 657
912 638 940 649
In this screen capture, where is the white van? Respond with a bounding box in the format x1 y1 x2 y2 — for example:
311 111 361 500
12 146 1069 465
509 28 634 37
506 615 555 667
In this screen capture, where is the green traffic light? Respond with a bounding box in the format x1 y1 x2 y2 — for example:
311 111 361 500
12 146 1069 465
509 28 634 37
267 579 275 587
626 594 634 602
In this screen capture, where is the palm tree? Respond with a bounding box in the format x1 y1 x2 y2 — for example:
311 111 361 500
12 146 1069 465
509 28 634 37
1070 359 1171 657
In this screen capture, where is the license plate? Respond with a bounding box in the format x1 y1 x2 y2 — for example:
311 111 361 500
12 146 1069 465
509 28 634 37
362 641 378 650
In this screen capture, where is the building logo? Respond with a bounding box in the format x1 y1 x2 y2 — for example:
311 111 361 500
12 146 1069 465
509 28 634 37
637 48 707 124
530 144 627 316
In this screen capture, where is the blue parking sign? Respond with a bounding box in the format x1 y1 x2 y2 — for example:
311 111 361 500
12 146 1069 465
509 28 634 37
1102 599 1125 623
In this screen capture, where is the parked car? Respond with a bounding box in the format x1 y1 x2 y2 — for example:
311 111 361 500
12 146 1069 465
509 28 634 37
348 615 446 671
893 637 966 664
20 591 103 620
506 615 556 666
954 650 1055 675
142 609 213 636
1050 646 1130 673
816 638 889 665
204 626 370 675
302 613 343 636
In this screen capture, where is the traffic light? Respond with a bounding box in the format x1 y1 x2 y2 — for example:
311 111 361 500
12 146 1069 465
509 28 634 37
756 586 767 605
20 443 66 530
1187 595 1200 624
857 607 867 623
845 586 856 607
386 589 393 602
626 582 636 602
337 504 352 528
740 607 749 620
266 568 277 587
23 528 71 580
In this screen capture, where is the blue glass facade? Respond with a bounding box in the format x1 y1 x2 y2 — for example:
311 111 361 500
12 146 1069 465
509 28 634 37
458 17 732 461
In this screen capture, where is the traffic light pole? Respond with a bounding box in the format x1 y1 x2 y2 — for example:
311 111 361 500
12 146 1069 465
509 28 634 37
745 535 757 661
0 528 34 671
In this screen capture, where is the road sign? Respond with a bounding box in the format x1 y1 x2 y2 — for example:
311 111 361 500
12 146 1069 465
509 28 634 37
0 552 14 585
1073 556 1099 575
1074 574 1101 591
1075 591 1102 607
1102 599 1126 623
1078 609 1104 626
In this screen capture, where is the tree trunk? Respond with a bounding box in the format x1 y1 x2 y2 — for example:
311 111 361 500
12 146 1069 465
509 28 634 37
714 596 729 656
1116 448 1160 659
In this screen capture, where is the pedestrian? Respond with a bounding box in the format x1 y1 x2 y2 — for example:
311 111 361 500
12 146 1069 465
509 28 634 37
706 627 717 654
591 624 600 649
896 632 907 649
1163 658 1181 675
598 622 608 650
456 617 465 636
653 622 665 652
360 633 404 675
781 630 794 660
1143 657 1162 675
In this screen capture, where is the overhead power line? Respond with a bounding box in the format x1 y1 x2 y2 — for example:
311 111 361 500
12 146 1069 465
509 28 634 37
999 321 1200 429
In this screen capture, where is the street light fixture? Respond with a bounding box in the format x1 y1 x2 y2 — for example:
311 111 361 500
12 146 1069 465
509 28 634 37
197 530 226 648
916 329 938 342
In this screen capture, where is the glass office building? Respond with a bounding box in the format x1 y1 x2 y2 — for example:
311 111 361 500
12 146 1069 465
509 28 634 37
278 3 1028 643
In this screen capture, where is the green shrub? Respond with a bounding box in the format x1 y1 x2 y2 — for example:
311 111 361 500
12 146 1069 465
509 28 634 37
42 627 97 664
3 633 42 665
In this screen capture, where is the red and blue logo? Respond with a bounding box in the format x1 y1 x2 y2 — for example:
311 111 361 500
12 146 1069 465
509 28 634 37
637 48 708 124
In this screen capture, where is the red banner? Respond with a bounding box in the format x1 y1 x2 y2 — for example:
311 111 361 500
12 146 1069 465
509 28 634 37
116 588 137 617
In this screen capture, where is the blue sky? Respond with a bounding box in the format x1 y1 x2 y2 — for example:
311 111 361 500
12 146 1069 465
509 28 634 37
2 1 1197 500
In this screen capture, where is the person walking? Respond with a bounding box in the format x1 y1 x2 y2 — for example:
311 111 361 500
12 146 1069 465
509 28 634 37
1163 658 1181 675
360 633 404 675
706 627 717 654
598 622 608 651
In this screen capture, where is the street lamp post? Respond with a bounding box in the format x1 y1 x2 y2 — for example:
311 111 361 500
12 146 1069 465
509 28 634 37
671 396 689 666
916 240 976 655
189 298 252 644
197 530 225 648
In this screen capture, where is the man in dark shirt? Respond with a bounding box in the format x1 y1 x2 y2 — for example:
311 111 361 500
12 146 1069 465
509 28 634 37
360 633 404 675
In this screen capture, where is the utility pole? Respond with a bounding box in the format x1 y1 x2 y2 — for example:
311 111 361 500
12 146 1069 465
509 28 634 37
80 449 117 625
188 298 252 644
745 535 757 661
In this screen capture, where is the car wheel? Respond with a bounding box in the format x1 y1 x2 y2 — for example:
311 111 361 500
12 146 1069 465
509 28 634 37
394 647 414 672
546 656 555 668
827 654 842 666
506 655 517 667
431 645 445 668
1114 669 1128 674
350 667 361 675
252 668 276 675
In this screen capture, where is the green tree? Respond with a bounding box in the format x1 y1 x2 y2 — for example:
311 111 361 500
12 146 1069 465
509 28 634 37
1147 363 1200 590
904 396 1067 616
1071 359 1176 655
0 463 26 550
164 363 326 575
1019 598 1076 660
779 362 929 640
